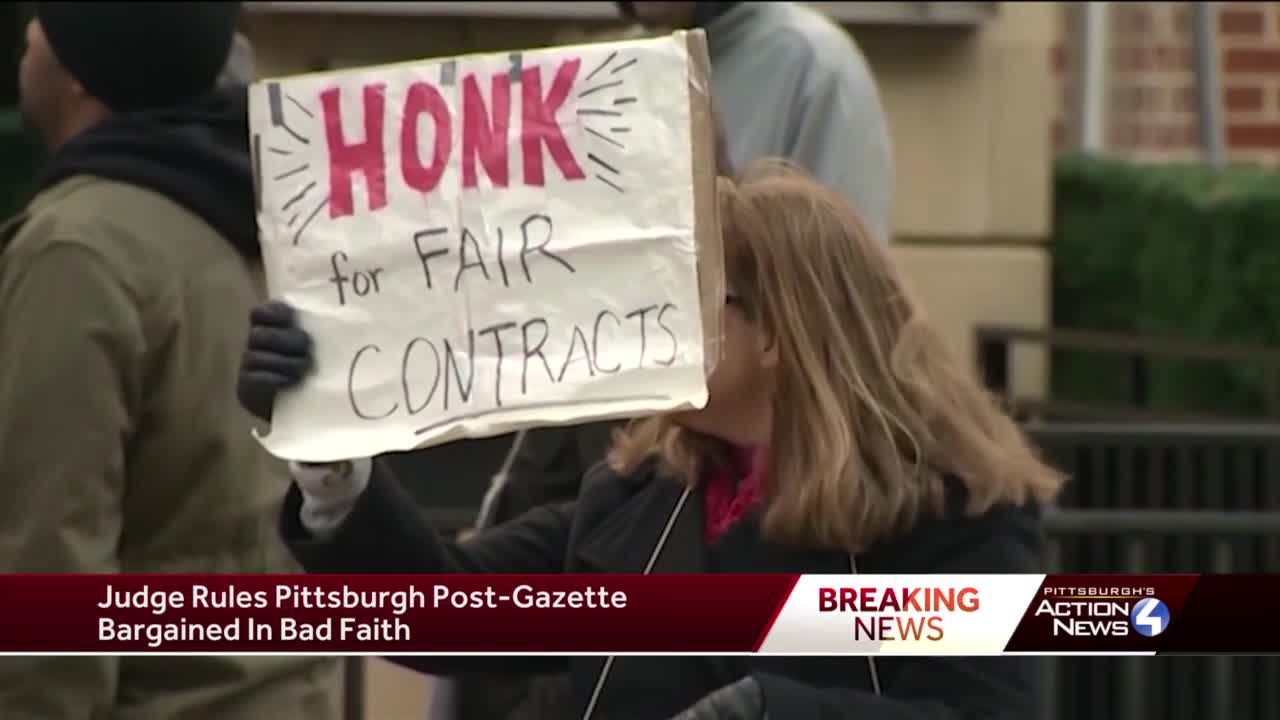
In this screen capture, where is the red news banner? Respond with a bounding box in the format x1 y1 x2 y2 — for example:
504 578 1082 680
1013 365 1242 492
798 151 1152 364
0 575 1273 654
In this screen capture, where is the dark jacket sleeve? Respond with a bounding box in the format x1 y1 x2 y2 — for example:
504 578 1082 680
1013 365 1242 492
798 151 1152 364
753 502 1046 720
280 459 574 677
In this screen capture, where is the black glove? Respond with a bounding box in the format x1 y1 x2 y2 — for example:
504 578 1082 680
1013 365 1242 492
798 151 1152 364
237 300 314 421
667 677 766 720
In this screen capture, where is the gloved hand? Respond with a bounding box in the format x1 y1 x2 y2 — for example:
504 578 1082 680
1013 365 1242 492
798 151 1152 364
666 677 767 720
237 300 314 421
292 458 372 536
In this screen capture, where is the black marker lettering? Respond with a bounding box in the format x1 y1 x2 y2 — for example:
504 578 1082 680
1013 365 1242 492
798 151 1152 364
347 344 397 420
557 324 596 382
521 318 555 394
519 214 574 282
478 321 518 407
412 228 449 290
655 303 679 367
329 252 385 302
625 304 658 369
352 266 384 297
329 251 350 305
455 227 490 291
442 331 476 409
401 337 441 414
495 227 510 287
591 310 622 374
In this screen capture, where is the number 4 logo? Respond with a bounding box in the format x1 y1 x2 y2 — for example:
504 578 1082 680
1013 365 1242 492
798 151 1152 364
1130 598 1170 637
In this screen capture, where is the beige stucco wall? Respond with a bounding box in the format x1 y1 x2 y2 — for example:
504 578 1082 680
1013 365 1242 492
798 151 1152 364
241 6 1056 710
868 2 1055 401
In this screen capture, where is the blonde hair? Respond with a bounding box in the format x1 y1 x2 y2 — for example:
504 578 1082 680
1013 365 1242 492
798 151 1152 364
609 161 1065 551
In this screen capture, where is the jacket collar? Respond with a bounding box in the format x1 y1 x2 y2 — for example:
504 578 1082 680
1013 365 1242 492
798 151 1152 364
710 510 851 574
573 469 849 576
575 475 708 574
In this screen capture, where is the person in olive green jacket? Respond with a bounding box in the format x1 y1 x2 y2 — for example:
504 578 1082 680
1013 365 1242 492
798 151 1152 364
0 4 341 718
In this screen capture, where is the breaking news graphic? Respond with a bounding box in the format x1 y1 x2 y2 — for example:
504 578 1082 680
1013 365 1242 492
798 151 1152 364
0 573 1270 655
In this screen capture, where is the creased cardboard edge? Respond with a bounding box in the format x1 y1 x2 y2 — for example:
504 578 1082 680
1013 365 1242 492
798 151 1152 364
680 29 725 387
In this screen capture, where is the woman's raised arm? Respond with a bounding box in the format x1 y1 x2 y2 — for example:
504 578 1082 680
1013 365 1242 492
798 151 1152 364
281 457 572 576
278 457 574 679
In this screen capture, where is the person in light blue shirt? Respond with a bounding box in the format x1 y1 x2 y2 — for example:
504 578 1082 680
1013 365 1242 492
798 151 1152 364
620 1 894 242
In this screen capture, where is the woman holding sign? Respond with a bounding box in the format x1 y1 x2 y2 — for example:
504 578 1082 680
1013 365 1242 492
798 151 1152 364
238 162 1064 720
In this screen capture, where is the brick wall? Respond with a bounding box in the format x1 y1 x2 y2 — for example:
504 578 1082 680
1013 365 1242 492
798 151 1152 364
1052 2 1280 164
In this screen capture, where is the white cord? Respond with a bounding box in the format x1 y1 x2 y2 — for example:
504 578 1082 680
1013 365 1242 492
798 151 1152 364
579 497 880 717
474 430 528 531
580 487 693 720
849 555 883 696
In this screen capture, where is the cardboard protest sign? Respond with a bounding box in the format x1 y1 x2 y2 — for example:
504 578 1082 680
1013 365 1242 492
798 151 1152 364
248 31 723 462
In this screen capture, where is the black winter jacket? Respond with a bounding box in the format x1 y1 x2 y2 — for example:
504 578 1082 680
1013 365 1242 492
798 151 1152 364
282 459 1047 720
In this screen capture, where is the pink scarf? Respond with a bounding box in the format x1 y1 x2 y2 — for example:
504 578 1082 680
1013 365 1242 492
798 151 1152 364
702 447 767 544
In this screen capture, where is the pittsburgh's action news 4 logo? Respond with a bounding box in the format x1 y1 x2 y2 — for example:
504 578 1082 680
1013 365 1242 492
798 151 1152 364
1034 587 1171 638
1129 598 1170 637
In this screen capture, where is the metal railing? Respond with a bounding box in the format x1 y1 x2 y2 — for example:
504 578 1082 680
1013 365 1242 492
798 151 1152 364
976 324 1280 421
1030 424 1280 720
1040 509 1280 720
342 420 1280 720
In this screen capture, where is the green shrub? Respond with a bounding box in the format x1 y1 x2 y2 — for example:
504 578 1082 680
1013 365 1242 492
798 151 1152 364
1052 154 1280 417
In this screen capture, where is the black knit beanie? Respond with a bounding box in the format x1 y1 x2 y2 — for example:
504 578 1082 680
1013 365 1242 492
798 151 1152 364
36 2 241 112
